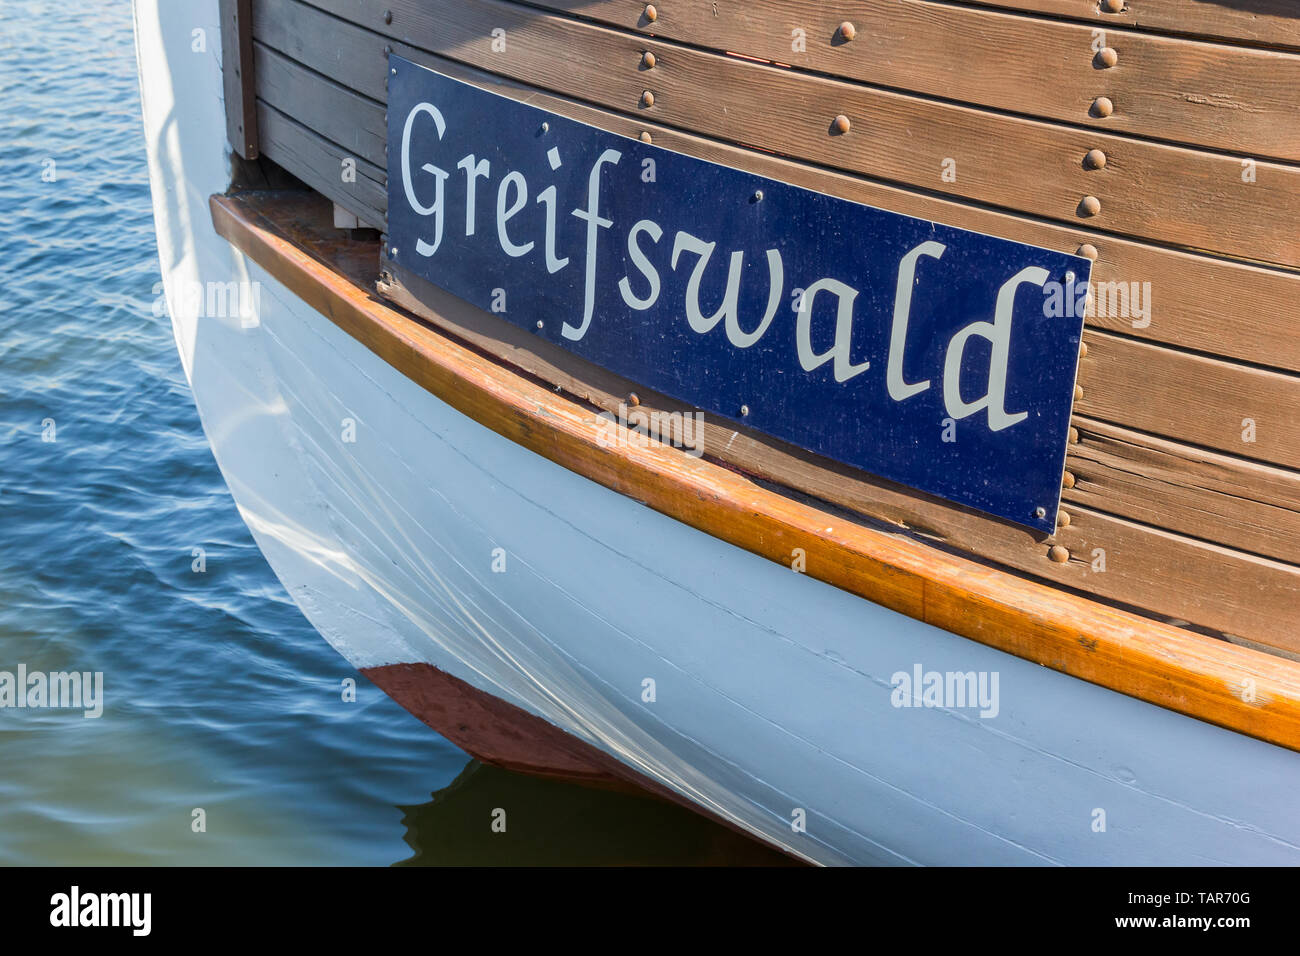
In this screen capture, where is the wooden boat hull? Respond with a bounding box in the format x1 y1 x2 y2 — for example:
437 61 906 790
134 0 1300 864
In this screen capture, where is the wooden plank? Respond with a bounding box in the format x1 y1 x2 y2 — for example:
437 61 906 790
211 189 1300 751
255 102 387 230
954 0 1300 51
1067 418 1300 565
253 0 1300 375
290 0 1300 268
249 8 1300 473
525 0 1300 162
219 0 258 159
254 42 387 169
1077 332 1300 469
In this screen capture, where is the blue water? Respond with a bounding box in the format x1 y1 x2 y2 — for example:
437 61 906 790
0 0 788 865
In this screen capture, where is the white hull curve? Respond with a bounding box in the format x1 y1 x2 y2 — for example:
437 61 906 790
135 0 1300 865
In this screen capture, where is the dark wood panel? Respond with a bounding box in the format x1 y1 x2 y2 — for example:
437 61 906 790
254 42 387 169
253 0 1300 374
219 0 258 159
255 102 387 229
526 0 1300 161
292 0 1300 268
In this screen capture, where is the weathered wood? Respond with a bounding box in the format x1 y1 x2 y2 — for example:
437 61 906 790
248 18 1300 471
254 43 386 169
219 0 258 159
524 0 1300 161
247 0 1300 587
1067 418 1300 565
955 0 1300 51
286 0 1300 267
256 102 387 229
252 0 1300 375
211 189 1300 752
1077 333 1300 469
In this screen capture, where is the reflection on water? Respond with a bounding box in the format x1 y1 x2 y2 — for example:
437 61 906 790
398 761 798 867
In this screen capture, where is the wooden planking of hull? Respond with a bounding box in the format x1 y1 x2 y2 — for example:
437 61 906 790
530 0 1300 161
252 0 1300 377
243 5 1300 657
292 0 1300 269
955 0 1300 51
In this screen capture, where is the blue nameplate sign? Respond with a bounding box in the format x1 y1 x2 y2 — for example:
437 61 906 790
386 57 1089 532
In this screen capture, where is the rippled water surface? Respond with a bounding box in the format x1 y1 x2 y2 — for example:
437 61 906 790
0 0 786 865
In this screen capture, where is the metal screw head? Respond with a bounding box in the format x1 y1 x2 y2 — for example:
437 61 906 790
541 121 549 133
643 4 657 22
1097 47 1118 68
536 320 544 329
740 404 750 416
641 50 656 69
1077 243 1099 260
390 247 398 257
1035 506 1047 519
1091 96 1115 118
1084 148 1107 169
753 189 764 202
838 21 856 42
1065 270 1076 284
383 44 392 55
641 90 655 107
391 67 397 75
383 9 392 24
639 130 652 143
832 114 851 134
1080 195 1102 216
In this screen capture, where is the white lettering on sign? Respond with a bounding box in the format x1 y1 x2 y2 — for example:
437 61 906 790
399 103 1052 434
401 102 448 257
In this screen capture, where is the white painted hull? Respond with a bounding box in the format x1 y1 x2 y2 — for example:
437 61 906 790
135 0 1300 865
